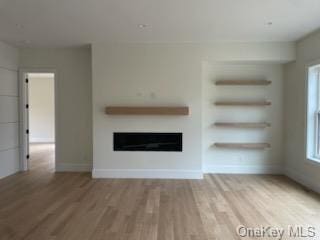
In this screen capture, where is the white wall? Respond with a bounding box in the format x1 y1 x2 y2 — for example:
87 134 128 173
29 75 55 143
20 47 92 171
92 43 295 179
203 63 284 173
0 41 20 178
284 30 320 193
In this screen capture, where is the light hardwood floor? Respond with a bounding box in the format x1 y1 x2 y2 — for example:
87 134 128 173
0 144 320 240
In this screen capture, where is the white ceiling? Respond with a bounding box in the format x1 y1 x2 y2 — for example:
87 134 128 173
1 0 320 47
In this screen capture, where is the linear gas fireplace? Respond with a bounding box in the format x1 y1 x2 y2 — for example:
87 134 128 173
113 132 182 152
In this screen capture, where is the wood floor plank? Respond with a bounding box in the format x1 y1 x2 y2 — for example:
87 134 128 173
0 143 320 240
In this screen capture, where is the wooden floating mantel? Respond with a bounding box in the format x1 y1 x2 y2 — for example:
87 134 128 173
214 122 271 128
214 101 271 106
214 143 271 149
105 106 189 115
215 80 271 86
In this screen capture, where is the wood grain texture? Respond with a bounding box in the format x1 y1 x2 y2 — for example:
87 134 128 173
215 80 271 86
214 101 271 106
0 144 319 240
105 106 189 115
214 122 271 128
214 142 271 149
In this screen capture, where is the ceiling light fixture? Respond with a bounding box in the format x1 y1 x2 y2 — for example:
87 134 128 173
138 24 148 28
15 23 24 29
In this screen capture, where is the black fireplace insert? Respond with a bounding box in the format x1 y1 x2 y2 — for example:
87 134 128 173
113 132 182 152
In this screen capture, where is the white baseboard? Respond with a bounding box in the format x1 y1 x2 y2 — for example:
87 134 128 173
55 163 92 172
285 167 320 194
204 165 283 174
30 137 54 143
92 169 203 179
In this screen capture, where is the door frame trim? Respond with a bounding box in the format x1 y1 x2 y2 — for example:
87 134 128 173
19 68 58 171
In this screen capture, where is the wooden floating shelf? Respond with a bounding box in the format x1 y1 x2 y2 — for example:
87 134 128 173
215 80 271 86
105 106 189 115
214 101 271 106
214 122 271 128
214 143 271 149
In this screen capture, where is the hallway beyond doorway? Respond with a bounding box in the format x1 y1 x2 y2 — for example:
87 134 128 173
29 143 55 172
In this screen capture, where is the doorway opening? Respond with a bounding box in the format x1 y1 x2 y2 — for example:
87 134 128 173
20 71 56 172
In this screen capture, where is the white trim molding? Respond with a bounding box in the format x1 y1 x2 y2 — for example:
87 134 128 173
92 169 203 179
19 68 58 172
204 165 284 174
285 167 320 194
56 163 92 172
30 138 55 143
